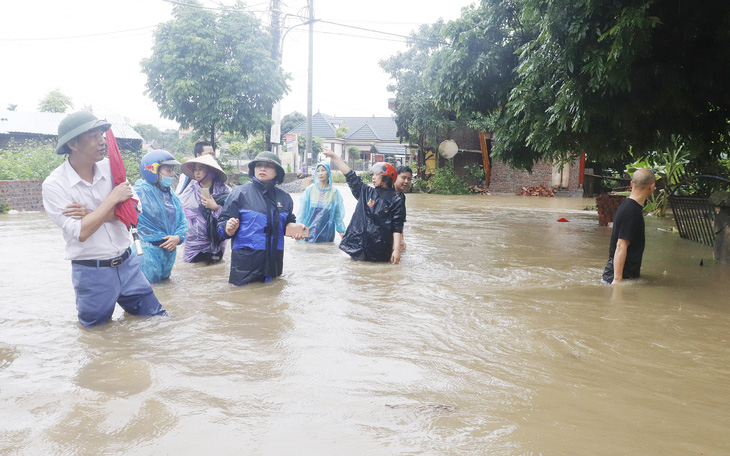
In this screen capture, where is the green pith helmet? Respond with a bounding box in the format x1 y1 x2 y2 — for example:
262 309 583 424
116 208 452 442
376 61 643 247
55 111 112 154
248 151 285 184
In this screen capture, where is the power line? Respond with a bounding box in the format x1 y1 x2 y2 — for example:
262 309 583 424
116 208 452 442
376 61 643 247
0 26 157 42
161 0 269 14
284 15 447 45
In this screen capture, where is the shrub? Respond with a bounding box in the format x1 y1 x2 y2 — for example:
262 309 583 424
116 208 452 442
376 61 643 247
331 171 346 183
429 160 470 195
0 140 64 180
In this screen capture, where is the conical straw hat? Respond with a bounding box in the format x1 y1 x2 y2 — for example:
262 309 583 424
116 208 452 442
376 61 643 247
180 154 227 182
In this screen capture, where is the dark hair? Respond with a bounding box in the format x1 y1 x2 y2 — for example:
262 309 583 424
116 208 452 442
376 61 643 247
380 175 394 188
396 165 413 175
194 141 213 157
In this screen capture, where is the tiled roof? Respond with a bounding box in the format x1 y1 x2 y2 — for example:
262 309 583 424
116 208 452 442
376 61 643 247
0 110 143 141
285 112 398 142
372 144 407 155
286 112 337 138
347 123 379 140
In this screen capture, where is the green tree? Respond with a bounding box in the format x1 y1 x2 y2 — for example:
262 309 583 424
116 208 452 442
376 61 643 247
297 135 323 166
141 0 288 149
228 141 246 161
247 134 267 157
38 89 73 113
380 21 465 172
134 123 164 146
280 111 306 140
427 0 730 170
347 146 361 167
335 125 349 139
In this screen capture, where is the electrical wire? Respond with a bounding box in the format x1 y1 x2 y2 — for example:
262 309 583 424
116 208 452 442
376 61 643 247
0 26 157 42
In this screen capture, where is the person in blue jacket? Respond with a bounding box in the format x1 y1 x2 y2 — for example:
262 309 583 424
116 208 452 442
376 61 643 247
298 161 346 243
134 150 188 283
322 149 405 264
217 152 307 286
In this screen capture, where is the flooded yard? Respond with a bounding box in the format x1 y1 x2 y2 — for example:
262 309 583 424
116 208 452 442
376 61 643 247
1 190 728 455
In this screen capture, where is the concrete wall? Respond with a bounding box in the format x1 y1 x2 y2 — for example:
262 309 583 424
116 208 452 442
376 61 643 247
0 180 44 211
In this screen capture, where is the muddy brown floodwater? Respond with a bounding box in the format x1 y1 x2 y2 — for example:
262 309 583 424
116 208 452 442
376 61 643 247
1 189 728 455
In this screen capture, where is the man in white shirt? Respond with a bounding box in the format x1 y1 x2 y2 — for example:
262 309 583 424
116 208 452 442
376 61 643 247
42 111 167 327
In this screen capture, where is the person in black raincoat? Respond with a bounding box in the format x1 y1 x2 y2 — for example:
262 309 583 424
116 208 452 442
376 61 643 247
322 149 405 264
217 152 307 286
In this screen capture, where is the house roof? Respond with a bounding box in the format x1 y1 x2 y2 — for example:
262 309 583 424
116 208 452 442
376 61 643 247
0 110 144 141
286 112 398 142
348 123 380 141
371 144 407 156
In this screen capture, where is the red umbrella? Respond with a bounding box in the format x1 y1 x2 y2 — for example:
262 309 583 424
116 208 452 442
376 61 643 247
105 129 143 254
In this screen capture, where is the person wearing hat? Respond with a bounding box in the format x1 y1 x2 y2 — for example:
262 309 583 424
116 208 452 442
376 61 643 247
178 154 232 264
322 149 405 264
133 150 188 283
42 111 167 326
175 140 216 194
217 152 307 286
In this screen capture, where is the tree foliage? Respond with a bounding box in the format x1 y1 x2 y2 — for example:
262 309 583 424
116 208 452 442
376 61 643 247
280 111 306 139
37 89 73 113
403 0 730 170
134 123 164 146
141 1 288 149
0 140 65 180
380 21 461 150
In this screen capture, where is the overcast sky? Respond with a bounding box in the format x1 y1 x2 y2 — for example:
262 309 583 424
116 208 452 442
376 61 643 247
0 0 472 131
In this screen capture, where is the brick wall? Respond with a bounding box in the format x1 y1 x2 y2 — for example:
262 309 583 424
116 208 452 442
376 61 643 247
489 160 553 193
0 180 44 211
596 194 626 226
453 152 582 193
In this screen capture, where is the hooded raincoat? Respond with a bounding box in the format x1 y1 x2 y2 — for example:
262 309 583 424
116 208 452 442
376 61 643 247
217 178 296 286
339 170 405 262
133 179 188 283
298 162 346 243
179 179 231 262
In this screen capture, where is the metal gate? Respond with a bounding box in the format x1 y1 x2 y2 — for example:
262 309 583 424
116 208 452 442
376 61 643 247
669 196 716 246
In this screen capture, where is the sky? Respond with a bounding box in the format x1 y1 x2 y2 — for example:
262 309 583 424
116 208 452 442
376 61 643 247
0 0 473 131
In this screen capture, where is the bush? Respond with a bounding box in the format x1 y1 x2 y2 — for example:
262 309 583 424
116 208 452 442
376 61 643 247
0 140 64 180
429 160 470 195
331 171 346 183
0 200 10 214
122 149 145 183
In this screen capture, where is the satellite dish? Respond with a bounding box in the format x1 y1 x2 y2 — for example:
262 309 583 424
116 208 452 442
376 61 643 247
438 139 458 159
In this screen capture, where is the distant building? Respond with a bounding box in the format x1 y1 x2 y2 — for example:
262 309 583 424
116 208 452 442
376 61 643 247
0 110 144 152
285 112 410 169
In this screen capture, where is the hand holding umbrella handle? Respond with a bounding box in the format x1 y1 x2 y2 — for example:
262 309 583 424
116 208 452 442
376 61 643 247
131 225 144 256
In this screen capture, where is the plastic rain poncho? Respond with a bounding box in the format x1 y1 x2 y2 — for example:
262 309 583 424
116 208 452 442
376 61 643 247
339 170 405 262
179 179 231 262
133 179 188 283
298 162 346 243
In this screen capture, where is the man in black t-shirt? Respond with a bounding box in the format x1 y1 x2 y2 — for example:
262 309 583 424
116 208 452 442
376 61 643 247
602 168 656 284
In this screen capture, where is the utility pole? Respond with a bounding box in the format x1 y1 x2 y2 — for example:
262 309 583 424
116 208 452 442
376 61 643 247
305 0 314 172
269 0 282 154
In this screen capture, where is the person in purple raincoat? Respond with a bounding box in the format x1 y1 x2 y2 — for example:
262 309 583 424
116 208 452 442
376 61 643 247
179 154 231 264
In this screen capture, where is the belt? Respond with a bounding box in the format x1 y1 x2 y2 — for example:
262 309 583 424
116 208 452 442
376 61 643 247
71 248 131 268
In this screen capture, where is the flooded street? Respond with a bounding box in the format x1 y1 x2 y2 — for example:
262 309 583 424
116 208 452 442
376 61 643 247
1 189 729 455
